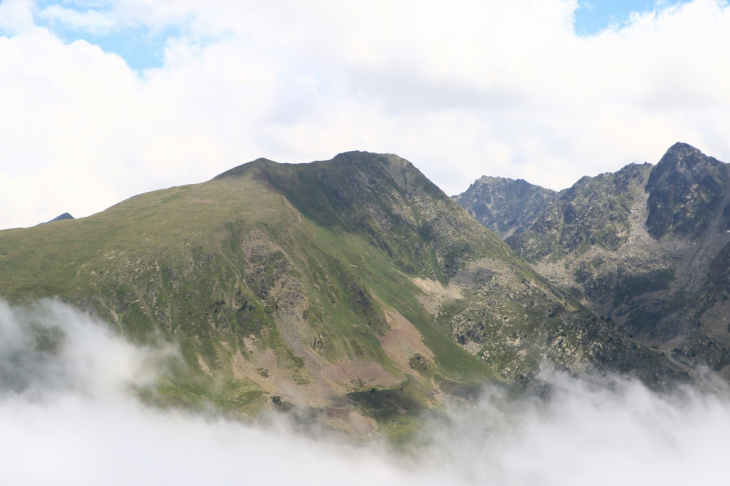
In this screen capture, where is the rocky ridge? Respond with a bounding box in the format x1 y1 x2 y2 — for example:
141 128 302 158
465 143 730 379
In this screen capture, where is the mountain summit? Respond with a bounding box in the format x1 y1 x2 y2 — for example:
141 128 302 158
645 143 729 240
453 176 557 239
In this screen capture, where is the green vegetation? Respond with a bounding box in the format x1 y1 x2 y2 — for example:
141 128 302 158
0 152 508 429
0 150 686 435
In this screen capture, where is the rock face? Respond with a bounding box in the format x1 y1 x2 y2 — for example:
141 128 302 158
480 143 730 378
453 176 557 239
645 143 730 239
509 163 653 260
0 151 689 435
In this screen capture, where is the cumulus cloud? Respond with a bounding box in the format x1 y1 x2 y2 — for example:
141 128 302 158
2 299 730 485
1 0 730 228
38 5 116 33
0 0 34 33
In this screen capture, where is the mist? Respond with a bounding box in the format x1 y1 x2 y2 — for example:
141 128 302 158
2 300 730 485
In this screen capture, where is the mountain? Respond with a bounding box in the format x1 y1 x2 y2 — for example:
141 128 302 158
479 143 730 379
453 176 557 239
49 212 74 222
0 151 689 437
38 212 74 225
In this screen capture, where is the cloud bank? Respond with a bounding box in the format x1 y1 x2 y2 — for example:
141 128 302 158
2 300 730 485
1 0 730 230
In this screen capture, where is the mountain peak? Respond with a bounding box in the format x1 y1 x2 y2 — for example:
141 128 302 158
454 175 557 240
480 144 730 375
666 141 700 154
49 212 74 222
37 212 74 225
330 151 415 170
659 142 708 168
215 152 412 181
645 143 728 239
213 157 279 180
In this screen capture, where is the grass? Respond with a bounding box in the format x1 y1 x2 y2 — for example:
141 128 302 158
0 151 627 427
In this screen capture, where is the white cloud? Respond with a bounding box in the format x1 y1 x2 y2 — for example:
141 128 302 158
38 5 116 34
2 300 730 485
0 0 34 33
1 0 730 228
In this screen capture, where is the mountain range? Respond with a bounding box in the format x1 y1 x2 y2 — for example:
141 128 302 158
455 142 730 380
0 144 721 438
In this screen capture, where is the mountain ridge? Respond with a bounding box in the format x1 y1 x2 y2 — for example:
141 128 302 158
0 150 693 438
456 143 730 379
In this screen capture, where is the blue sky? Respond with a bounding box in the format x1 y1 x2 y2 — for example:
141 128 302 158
48 27 169 70
574 0 693 35
31 0 172 71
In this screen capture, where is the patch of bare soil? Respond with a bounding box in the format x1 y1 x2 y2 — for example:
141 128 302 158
411 277 463 315
377 310 434 370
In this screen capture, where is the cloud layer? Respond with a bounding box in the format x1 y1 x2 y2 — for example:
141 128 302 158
2 300 730 485
1 0 730 228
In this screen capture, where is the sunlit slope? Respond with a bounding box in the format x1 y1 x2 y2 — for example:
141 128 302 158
0 152 686 429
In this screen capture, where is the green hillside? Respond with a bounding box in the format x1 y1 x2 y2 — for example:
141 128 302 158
0 151 688 437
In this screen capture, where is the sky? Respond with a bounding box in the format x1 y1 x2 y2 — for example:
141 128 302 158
1 0 729 229
3 299 730 485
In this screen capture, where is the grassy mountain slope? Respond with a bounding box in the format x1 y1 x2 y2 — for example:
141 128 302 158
0 151 688 435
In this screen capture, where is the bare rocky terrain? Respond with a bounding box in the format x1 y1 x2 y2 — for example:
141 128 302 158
457 143 730 379
453 176 557 239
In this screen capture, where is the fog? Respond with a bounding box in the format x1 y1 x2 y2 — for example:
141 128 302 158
2 300 730 485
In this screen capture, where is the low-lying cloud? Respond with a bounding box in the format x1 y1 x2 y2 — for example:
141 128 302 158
2 300 730 485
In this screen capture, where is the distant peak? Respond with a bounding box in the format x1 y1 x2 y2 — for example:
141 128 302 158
476 175 512 183
664 142 702 158
473 175 552 193
213 157 279 180
215 152 411 181
333 150 370 158
38 212 74 225
52 212 74 221
333 150 409 163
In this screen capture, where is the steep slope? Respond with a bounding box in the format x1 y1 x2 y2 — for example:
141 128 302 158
505 143 730 377
0 151 687 436
453 176 557 239
509 162 653 260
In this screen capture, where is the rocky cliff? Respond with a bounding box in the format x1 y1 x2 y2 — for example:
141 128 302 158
478 143 730 378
